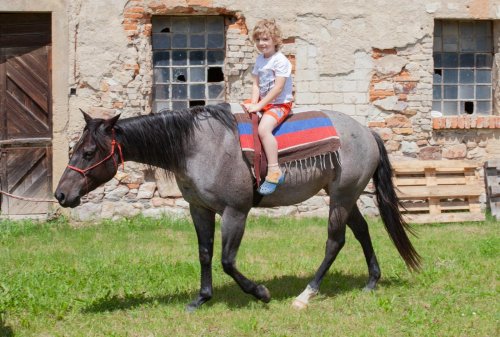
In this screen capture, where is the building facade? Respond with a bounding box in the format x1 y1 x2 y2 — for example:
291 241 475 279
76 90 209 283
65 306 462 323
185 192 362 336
0 0 499 219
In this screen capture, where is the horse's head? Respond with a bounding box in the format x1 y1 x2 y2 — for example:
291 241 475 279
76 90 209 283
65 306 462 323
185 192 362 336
54 110 122 208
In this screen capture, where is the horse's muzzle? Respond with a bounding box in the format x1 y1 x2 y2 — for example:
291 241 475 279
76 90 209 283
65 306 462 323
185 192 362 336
54 191 81 208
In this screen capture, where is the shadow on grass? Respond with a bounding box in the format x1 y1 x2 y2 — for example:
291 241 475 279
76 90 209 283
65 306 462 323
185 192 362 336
0 315 14 337
82 271 406 313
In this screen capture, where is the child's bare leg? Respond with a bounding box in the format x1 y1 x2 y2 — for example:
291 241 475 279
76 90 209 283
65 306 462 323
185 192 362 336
258 114 282 182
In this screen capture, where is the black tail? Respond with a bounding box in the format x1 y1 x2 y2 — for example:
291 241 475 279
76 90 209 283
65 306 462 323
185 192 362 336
371 131 421 271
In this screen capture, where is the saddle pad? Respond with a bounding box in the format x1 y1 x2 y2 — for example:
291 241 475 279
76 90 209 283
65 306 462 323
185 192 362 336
234 110 340 165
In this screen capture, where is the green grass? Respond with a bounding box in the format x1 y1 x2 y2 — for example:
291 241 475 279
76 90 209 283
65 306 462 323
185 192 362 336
0 214 498 336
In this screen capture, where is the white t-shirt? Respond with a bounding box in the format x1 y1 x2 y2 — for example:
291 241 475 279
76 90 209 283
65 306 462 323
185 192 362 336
251 51 293 104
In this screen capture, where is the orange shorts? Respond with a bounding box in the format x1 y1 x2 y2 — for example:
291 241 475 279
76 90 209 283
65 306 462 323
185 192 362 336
243 99 293 125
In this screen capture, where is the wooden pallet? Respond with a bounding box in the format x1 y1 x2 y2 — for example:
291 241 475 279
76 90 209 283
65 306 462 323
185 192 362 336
392 160 485 224
484 159 500 220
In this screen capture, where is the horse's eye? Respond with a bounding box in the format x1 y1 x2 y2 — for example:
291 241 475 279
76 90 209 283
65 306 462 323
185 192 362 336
83 151 94 160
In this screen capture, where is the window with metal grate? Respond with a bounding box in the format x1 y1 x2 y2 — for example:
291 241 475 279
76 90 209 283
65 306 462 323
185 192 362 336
152 16 225 111
432 20 494 116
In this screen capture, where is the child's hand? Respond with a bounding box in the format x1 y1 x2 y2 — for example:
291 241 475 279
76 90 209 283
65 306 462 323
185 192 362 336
243 103 261 113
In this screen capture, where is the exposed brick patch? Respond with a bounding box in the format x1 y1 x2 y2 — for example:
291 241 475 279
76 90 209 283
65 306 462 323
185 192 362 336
122 2 245 39
432 116 500 130
372 48 397 59
226 15 248 35
367 121 386 128
187 0 214 6
370 70 417 102
385 115 411 128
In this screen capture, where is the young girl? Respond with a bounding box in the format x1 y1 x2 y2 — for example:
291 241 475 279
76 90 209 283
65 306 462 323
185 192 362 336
244 19 293 195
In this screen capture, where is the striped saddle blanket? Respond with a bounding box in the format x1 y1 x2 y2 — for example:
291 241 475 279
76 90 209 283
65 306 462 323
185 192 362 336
234 109 341 167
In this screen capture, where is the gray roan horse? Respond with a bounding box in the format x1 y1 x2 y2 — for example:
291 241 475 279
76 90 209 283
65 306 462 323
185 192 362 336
54 103 420 311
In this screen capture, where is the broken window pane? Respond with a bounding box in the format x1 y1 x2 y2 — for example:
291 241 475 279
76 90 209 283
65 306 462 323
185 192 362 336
433 72 442 85
152 17 171 33
207 67 224 82
173 68 188 82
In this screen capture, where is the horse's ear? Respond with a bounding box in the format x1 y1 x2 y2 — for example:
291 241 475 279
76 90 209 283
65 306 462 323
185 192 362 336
80 109 92 125
104 114 121 132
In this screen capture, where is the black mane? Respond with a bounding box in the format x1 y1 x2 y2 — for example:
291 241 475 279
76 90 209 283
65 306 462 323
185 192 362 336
114 103 236 171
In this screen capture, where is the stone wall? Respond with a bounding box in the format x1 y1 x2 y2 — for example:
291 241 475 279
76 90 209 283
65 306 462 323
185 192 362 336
53 0 500 220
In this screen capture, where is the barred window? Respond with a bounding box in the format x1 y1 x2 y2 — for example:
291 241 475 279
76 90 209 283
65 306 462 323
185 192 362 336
152 16 225 111
432 20 493 115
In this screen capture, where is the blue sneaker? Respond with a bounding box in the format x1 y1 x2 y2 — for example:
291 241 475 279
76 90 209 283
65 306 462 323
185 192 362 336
257 174 285 195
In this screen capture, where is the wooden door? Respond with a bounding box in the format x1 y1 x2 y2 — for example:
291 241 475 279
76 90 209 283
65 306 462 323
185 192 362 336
0 13 52 218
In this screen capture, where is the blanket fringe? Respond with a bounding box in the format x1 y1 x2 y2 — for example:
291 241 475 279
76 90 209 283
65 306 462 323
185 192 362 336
280 151 339 175
255 151 340 179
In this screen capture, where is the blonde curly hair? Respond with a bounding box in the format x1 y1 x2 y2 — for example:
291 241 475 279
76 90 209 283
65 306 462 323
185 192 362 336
251 19 283 51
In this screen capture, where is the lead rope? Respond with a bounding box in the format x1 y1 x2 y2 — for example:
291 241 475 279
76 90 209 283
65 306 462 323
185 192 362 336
0 190 57 203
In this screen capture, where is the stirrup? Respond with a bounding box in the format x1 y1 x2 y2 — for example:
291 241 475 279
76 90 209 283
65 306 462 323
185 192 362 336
257 174 285 196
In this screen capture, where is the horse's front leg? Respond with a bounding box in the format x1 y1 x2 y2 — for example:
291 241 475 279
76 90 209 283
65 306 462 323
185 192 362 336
186 204 215 312
220 207 271 303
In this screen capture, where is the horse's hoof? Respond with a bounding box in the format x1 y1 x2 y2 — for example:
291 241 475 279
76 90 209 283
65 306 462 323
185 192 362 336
362 285 376 292
186 295 210 312
186 303 199 313
255 284 271 303
291 299 308 310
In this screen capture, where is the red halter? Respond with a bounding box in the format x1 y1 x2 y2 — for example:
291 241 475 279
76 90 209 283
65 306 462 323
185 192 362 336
67 129 124 192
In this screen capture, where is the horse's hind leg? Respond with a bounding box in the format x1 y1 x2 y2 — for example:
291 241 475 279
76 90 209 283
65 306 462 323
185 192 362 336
347 205 381 291
220 207 271 303
292 203 349 309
